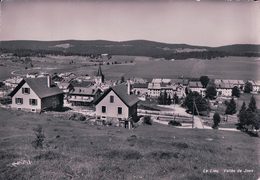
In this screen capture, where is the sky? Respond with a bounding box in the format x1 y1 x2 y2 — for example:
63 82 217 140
0 0 259 46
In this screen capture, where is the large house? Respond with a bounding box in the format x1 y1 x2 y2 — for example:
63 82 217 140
9 76 64 112
147 79 186 99
94 83 139 127
68 81 102 106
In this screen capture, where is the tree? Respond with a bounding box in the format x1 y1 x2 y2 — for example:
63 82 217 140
248 96 257 112
183 91 209 114
244 81 253 93
205 86 217 100
212 112 221 129
199 76 210 88
120 76 125 83
232 86 240 98
167 94 171 105
238 102 247 129
225 98 236 115
173 93 179 104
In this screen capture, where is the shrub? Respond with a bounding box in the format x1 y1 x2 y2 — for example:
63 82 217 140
168 120 182 126
31 125 45 149
143 116 152 125
212 112 221 129
69 113 86 121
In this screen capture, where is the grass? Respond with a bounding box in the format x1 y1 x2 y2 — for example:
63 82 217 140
0 107 259 179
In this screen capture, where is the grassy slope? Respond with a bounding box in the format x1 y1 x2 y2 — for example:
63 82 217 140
0 108 259 180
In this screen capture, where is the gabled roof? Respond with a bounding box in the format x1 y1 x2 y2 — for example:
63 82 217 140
94 84 139 107
9 77 63 98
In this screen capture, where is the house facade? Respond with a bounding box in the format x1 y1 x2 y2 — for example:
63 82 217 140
9 77 63 112
68 82 102 106
94 84 139 126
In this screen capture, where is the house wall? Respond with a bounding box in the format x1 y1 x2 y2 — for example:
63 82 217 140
41 94 63 110
96 90 129 121
11 82 41 112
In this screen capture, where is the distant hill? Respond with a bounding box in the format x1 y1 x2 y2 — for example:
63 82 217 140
0 40 259 60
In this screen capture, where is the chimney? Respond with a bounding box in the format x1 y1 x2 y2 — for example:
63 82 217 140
47 75 51 88
127 80 131 95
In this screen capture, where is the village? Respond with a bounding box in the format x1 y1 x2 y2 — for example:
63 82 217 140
0 63 259 132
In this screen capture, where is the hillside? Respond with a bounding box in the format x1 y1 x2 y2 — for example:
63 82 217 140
1 40 259 60
0 108 259 179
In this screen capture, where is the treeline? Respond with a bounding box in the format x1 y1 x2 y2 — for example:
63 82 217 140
1 47 259 60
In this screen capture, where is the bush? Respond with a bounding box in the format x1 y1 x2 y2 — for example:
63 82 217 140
31 125 45 149
69 113 86 121
143 116 152 125
168 120 182 126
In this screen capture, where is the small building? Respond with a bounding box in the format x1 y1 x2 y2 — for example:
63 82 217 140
248 80 260 93
68 81 101 106
94 83 139 126
4 76 23 89
9 76 64 112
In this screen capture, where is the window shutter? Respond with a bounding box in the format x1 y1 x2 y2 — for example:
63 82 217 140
22 88 24 94
21 98 23 104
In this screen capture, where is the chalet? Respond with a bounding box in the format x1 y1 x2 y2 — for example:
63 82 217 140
94 83 139 126
9 76 63 112
68 81 101 106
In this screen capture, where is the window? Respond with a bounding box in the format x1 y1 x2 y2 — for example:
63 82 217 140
29 99 37 106
118 107 122 114
110 95 114 103
15 98 23 104
102 106 106 113
22 88 30 94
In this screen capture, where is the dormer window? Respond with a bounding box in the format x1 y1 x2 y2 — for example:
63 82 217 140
22 88 30 94
110 95 114 103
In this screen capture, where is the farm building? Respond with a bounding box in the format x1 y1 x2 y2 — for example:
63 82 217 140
188 81 205 96
68 81 102 106
94 83 139 127
9 76 64 112
132 83 148 96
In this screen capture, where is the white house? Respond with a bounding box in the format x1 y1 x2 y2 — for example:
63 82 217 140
94 83 139 126
9 76 63 112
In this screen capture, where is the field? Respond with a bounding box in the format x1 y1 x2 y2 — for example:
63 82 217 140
0 108 259 180
0 56 259 81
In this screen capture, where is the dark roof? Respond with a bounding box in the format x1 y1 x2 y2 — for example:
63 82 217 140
71 81 93 87
132 83 148 89
94 84 139 107
9 77 63 98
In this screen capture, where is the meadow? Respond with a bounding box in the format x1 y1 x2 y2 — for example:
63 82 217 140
0 108 259 180
0 56 259 81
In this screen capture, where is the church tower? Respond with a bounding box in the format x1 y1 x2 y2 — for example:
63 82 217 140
95 64 104 84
